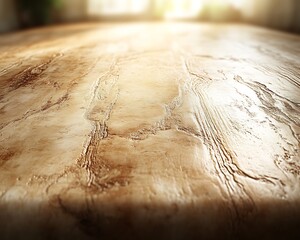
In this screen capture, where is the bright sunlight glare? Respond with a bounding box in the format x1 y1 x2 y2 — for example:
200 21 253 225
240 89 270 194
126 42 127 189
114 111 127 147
88 0 245 18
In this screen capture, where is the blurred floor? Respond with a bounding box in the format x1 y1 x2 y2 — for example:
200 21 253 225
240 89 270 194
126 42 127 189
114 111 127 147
0 22 300 240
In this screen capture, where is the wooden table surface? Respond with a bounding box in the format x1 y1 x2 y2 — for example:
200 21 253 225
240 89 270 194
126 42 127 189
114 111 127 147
0 22 299 240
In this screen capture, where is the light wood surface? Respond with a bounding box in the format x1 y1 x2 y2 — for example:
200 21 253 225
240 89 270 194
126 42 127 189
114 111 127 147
0 22 299 240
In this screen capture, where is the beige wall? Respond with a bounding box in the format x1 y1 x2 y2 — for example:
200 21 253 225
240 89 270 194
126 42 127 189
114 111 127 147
241 0 300 32
0 0 18 33
56 0 88 22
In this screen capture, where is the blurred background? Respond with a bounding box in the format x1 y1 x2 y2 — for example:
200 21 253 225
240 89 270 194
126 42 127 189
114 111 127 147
0 0 300 34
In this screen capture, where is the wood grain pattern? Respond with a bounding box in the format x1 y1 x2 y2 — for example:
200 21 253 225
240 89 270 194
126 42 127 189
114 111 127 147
0 23 299 240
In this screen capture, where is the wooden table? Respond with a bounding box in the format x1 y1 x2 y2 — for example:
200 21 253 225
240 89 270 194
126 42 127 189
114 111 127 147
0 22 299 240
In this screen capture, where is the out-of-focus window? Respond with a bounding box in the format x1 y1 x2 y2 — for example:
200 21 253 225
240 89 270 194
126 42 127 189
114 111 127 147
88 0 245 19
164 0 204 19
88 0 150 16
